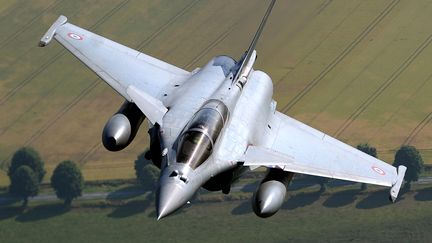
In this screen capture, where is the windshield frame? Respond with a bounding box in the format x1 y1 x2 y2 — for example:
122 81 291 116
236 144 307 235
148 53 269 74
175 100 229 170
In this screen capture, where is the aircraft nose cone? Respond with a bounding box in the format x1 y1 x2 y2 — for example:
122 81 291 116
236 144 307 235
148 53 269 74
156 183 187 220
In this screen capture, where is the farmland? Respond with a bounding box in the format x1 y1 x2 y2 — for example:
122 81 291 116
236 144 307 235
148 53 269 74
1 0 432 185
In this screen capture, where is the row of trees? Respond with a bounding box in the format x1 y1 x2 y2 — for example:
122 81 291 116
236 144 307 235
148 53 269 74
6 143 424 206
8 147 84 207
7 147 159 208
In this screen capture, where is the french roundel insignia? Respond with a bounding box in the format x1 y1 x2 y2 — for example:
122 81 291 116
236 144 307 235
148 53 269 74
372 166 386 175
67 32 83 40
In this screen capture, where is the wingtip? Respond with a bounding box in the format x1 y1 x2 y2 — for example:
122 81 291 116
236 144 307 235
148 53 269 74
39 15 68 47
389 165 407 202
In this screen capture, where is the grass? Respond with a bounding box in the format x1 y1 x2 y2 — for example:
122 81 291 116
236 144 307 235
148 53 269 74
1 186 432 242
2 0 432 186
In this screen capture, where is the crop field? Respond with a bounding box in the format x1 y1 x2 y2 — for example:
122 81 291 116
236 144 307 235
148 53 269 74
1 187 432 242
1 0 432 185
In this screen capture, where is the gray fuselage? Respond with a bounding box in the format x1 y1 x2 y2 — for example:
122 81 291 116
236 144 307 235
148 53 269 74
154 56 274 218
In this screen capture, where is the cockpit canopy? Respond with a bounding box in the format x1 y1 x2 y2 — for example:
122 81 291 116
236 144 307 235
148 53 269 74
176 99 229 169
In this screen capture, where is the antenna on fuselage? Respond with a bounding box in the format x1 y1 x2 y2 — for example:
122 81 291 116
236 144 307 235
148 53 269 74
233 0 276 87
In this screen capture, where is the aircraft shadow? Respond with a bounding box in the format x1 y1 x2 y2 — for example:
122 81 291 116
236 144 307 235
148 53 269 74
231 200 252 215
15 204 69 222
414 187 432 201
322 189 360 208
106 186 146 201
282 190 322 210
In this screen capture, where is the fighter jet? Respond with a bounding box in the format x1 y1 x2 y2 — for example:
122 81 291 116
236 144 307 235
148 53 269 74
39 0 406 219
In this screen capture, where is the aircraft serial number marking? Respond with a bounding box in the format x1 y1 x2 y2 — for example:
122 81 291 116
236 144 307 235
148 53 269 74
67 33 83 40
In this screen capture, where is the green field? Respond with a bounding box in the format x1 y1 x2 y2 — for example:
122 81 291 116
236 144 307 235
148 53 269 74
1 186 432 242
1 0 432 186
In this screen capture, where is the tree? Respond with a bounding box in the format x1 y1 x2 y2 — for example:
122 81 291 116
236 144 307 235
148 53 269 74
134 150 159 189
134 150 152 181
356 143 377 157
9 165 39 207
51 161 84 206
8 147 45 183
135 152 159 192
357 143 378 190
140 164 159 191
393 145 424 190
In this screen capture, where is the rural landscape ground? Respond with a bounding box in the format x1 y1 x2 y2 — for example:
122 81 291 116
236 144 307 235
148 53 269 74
1 0 432 185
1 0 432 242
0 0 432 185
1 181 432 242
